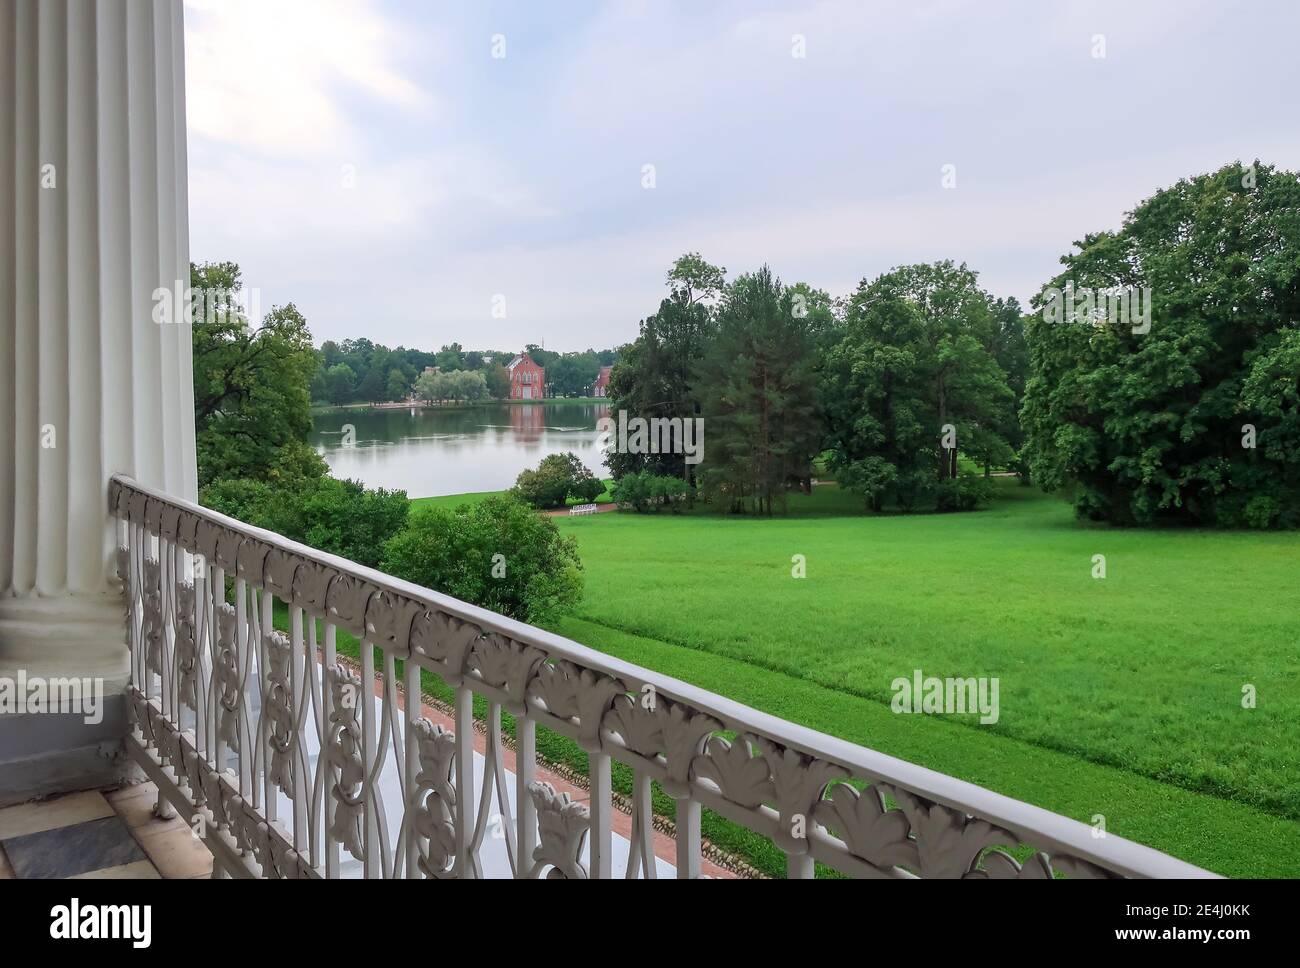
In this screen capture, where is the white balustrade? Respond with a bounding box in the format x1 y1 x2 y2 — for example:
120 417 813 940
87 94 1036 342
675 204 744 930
108 475 1218 880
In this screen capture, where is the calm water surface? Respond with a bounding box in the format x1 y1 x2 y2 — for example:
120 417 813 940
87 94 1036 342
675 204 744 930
310 403 610 497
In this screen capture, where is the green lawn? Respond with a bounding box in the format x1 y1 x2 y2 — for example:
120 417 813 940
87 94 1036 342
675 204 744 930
538 481 1300 877
411 480 613 513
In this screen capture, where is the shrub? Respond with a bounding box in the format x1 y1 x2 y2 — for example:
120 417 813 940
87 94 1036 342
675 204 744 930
510 452 601 509
570 466 605 504
201 475 409 568
296 477 409 568
836 457 898 512
611 470 688 512
648 474 689 510
933 473 994 513
380 496 583 624
610 470 652 511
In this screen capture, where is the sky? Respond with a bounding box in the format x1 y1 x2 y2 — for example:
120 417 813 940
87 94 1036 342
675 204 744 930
183 0 1300 353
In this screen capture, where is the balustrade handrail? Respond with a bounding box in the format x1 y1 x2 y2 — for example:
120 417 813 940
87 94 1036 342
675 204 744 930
107 473 1218 879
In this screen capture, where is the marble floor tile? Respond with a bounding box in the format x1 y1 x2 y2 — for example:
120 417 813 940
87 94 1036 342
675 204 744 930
2 815 147 879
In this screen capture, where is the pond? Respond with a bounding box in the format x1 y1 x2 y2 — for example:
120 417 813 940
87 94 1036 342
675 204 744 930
309 402 611 497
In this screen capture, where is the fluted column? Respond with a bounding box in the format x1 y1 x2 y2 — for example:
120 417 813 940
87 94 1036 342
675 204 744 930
0 0 196 800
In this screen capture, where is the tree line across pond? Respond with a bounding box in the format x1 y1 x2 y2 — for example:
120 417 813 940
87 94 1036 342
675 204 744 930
606 162 1300 527
311 340 620 405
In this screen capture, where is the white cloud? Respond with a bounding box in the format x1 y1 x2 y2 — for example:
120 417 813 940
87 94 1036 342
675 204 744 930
184 0 431 157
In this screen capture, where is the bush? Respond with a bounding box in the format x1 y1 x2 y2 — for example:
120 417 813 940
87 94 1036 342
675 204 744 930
837 457 898 512
511 453 601 509
296 478 409 568
570 468 605 504
380 496 583 624
611 470 688 512
933 473 994 513
201 475 409 569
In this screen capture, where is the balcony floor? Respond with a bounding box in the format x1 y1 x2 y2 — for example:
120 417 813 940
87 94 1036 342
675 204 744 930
0 785 211 879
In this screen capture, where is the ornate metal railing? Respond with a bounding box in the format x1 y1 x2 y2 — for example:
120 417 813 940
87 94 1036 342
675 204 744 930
108 475 1217 879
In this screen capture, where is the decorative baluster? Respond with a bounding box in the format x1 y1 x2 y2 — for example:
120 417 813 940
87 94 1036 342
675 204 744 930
255 587 273 820
159 541 175 725
468 702 515 874
371 648 397 878
453 685 475 877
233 575 252 799
289 605 309 853
403 659 421 878
141 557 163 707
528 782 589 879
627 771 655 879
515 716 536 879
264 627 293 818
322 622 340 878
305 617 324 870
207 560 224 774
588 751 613 878
675 798 701 879
325 661 365 869
361 640 379 878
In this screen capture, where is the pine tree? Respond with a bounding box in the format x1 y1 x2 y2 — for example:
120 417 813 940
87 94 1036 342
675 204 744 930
694 267 823 514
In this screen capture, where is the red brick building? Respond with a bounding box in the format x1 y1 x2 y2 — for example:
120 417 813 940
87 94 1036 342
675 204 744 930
592 366 613 398
507 353 546 400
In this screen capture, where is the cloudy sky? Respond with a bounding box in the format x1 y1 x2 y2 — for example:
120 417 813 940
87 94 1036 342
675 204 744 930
183 0 1300 352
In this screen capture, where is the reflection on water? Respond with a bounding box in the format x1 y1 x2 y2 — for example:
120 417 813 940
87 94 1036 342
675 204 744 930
310 403 611 498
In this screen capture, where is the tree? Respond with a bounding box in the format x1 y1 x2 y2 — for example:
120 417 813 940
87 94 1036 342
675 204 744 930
414 369 487 403
486 364 512 399
668 252 726 306
435 343 464 372
324 363 356 405
386 368 412 401
380 496 583 625
985 297 1030 479
190 261 326 488
693 267 823 514
524 344 558 370
357 364 385 403
547 352 601 397
1022 161 1300 527
821 262 1014 511
451 369 489 401
606 256 720 483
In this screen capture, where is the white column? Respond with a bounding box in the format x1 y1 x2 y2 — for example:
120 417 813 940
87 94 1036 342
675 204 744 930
0 0 196 800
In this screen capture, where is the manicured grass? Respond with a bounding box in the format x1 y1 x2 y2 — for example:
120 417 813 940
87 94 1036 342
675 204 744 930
544 481 1300 876
411 480 613 513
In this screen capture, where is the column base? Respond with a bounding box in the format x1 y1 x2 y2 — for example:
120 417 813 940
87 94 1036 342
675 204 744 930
0 594 133 805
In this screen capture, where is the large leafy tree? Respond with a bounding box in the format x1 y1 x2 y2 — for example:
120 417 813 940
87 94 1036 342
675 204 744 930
605 254 721 482
191 262 325 488
547 352 602 397
693 266 823 514
1022 161 1300 527
822 262 1014 510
